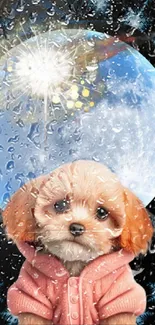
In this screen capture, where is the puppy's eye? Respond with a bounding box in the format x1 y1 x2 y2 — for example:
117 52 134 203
54 199 70 213
96 207 109 220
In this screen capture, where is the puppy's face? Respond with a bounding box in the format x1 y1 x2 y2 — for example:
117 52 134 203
34 161 126 262
3 160 153 263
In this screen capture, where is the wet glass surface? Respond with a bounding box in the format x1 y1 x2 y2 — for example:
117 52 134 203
0 1 155 324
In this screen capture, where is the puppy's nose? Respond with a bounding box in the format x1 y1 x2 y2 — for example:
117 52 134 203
69 223 85 237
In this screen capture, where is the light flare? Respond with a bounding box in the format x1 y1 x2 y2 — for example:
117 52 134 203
15 47 74 99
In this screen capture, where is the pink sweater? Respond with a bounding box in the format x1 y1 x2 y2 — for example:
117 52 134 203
7 242 146 325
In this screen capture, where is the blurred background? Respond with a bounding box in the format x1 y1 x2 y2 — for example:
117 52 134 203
0 1 155 324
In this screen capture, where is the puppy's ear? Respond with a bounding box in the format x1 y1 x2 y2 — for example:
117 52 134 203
2 175 47 242
120 188 153 255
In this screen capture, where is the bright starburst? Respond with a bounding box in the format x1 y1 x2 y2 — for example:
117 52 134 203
0 30 106 124
14 45 74 99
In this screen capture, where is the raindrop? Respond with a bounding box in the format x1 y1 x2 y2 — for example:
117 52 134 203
87 11 96 18
92 156 100 162
0 169 3 180
130 182 136 190
86 63 98 72
30 156 37 169
112 125 123 133
46 121 54 134
6 160 14 171
16 0 25 12
33 273 39 279
11 153 14 161
64 215 73 221
27 123 40 147
32 0 40 4
132 268 145 276
18 222 24 227
87 40 96 48
5 181 12 192
15 173 25 187
8 146 15 153
30 186 39 198
0 145 4 152
0 110 4 117
3 192 10 205
16 119 25 128
8 135 19 143
6 21 15 31
55 268 68 277
7 8 16 20
29 12 38 23
149 244 155 254
69 149 76 155
47 6 56 17
27 172 36 180
13 103 22 114
62 14 72 25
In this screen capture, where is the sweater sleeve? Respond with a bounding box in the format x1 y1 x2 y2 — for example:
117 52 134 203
97 265 146 320
7 261 53 320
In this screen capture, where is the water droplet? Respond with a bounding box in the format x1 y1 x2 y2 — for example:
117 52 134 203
0 110 4 117
8 135 19 143
15 173 25 187
149 246 155 254
55 268 68 277
46 121 54 134
18 222 24 227
69 149 76 156
64 215 73 221
30 157 37 169
27 123 40 148
33 273 39 279
8 8 16 19
101 125 107 132
113 125 123 133
0 169 3 180
16 119 25 128
47 6 55 17
32 0 40 4
6 21 15 31
29 11 38 23
27 172 36 180
62 14 72 25
3 192 10 205
0 145 4 152
6 160 14 171
92 156 100 162
8 146 15 153
132 268 145 276
130 182 136 190
5 181 12 192
32 258 35 267
13 103 22 114
16 0 25 12
30 187 39 198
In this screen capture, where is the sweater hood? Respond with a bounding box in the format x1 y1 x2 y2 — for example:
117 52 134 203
16 241 135 281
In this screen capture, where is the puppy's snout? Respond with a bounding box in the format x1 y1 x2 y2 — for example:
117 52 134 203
69 223 85 237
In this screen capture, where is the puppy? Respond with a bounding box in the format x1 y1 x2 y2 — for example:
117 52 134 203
3 160 153 325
